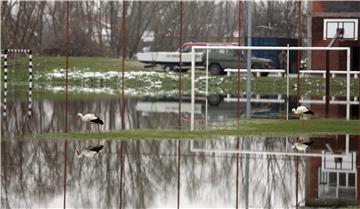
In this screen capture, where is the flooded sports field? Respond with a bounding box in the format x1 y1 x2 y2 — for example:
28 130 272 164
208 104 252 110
2 0 360 208
1 76 359 208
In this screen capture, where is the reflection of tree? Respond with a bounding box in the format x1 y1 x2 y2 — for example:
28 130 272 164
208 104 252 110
1 136 313 208
2 96 185 139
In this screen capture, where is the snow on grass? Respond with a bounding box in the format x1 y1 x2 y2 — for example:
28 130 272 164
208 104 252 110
41 69 180 81
40 84 116 95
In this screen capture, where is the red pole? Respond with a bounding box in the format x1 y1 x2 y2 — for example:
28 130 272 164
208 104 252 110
297 0 302 106
178 1 183 129
63 1 69 209
120 0 126 130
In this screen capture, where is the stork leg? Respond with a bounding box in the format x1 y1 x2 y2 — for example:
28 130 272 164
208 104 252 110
298 116 304 128
301 119 304 128
97 124 101 134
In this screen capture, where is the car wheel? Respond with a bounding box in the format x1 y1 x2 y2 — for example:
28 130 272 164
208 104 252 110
209 64 223 75
207 95 223 106
252 64 269 77
163 65 173 72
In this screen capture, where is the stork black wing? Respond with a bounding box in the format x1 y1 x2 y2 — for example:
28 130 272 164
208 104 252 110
91 118 104 125
305 109 314 115
303 141 313 146
89 145 104 153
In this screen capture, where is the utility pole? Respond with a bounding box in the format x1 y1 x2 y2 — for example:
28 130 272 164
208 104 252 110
246 0 252 118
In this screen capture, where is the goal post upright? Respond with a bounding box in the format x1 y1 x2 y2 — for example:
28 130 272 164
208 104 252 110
190 45 352 130
191 46 196 131
2 49 33 117
346 48 351 120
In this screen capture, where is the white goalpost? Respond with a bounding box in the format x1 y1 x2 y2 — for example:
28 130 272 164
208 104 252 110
190 45 352 131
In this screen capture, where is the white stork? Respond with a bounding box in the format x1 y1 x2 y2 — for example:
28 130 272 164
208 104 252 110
292 106 314 118
77 113 104 133
291 138 313 152
75 144 104 158
292 106 314 127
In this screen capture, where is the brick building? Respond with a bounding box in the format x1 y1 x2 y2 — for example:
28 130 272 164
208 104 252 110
311 1 359 71
305 135 359 207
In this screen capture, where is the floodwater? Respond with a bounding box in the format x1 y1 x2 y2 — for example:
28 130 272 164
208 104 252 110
2 135 359 208
1 85 360 208
2 92 359 138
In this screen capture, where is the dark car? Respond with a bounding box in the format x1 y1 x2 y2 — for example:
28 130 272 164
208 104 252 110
203 49 274 76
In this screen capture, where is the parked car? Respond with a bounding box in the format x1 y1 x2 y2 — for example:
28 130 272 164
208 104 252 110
203 49 274 76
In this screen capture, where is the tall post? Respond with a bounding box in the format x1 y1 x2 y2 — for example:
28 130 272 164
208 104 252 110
120 0 126 130
244 138 250 208
297 0 302 106
246 0 252 118
177 140 181 209
177 3 183 207
3 50 7 118
236 0 242 121
325 51 330 117
28 50 32 116
63 2 70 209
286 44 290 120
178 0 183 129
190 47 195 131
346 48 350 120
236 2 242 208
235 137 241 209
64 2 69 134
119 141 125 209
295 156 299 208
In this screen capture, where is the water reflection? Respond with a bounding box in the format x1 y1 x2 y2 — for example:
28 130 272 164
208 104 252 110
1 94 359 138
1 135 359 208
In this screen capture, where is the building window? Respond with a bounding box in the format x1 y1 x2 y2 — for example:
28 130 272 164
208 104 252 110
339 173 346 186
348 173 355 187
323 18 358 40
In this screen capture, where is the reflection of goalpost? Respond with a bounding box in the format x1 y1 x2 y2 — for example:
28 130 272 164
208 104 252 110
2 49 33 117
190 46 352 131
189 135 350 158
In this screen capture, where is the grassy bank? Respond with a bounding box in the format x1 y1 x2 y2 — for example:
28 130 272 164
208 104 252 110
2 56 144 82
30 119 360 140
3 56 359 97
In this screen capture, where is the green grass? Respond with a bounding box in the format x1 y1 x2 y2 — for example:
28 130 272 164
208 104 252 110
28 119 360 141
2 56 359 96
2 56 144 82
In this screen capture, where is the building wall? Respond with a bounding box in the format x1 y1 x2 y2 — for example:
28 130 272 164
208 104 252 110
311 1 360 71
358 135 360 206
306 136 360 206
306 157 321 202
312 1 360 13
311 17 360 71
